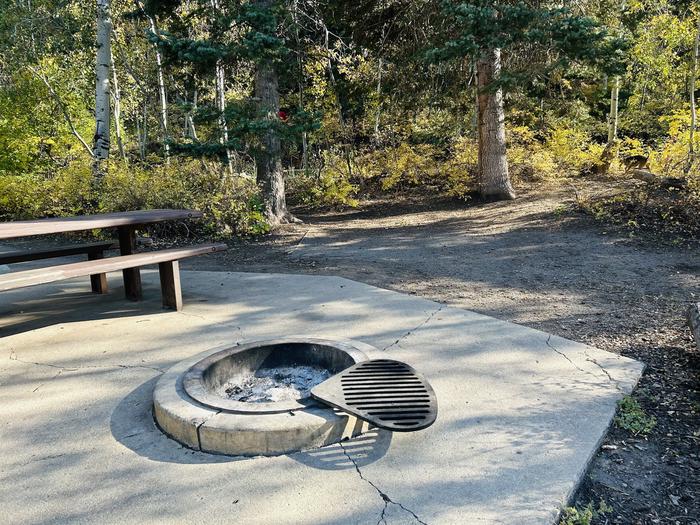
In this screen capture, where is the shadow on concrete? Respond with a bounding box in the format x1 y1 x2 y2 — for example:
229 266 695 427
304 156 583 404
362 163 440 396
290 429 393 470
110 374 392 468
0 272 192 339
110 376 243 465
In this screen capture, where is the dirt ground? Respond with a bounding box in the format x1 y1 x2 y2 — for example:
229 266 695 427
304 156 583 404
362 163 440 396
189 182 700 524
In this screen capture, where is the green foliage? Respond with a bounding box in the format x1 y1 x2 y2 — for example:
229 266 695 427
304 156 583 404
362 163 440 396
287 162 359 208
0 159 269 236
0 0 698 236
560 500 612 525
615 395 657 436
429 1 627 81
545 128 604 175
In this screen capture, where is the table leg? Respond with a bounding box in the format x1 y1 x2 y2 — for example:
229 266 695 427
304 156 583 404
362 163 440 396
118 226 142 300
88 251 109 294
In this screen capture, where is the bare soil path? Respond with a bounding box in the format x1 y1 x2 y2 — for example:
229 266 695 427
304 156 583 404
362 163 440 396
190 185 700 524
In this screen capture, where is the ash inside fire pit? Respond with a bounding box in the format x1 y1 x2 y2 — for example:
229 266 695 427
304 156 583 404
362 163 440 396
221 365 332 403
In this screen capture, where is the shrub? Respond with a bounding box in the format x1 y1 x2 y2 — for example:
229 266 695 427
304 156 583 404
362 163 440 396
0 157 269 237
507 126 558 181
546 127 603 175
287 156 359 208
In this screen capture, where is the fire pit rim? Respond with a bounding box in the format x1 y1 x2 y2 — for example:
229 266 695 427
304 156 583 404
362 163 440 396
182 336 371 414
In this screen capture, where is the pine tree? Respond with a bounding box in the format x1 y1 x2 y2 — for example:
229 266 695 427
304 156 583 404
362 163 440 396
429 1 625 200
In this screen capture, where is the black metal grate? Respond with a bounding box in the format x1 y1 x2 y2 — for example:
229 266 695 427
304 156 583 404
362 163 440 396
311 359 437 432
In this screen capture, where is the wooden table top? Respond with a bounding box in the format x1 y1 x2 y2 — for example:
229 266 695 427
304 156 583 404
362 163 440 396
0 209 203 239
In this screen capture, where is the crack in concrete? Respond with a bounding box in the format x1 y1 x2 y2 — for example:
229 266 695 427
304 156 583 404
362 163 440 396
545 336 625 392
339 442 427 525
584 352 624 393
383 305 444 352
32 369 62 392
545 334 587 374
9 353 165 374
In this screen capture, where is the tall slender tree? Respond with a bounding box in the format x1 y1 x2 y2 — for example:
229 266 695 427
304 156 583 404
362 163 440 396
93 0 112 173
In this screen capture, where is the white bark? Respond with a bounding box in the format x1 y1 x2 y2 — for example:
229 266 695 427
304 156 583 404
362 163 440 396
93 0 112 165
476 48 514 200
139 97 147 160
689 15 699 164
607 76 619 145
136 0 169 161
110 53 126 161
215 59 233 170
186 88 198 140
374 57 383 139
149 14 170 160
209 0 232 170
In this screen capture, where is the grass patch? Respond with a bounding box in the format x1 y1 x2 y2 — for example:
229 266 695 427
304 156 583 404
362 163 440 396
560 500 612 525
614 395 656 436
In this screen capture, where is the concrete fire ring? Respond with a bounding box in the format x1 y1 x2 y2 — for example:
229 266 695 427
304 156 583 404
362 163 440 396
153 336 379 456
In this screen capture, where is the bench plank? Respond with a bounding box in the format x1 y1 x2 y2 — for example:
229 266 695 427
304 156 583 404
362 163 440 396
0 241 116 265
0 243 226 292
0 209 203 240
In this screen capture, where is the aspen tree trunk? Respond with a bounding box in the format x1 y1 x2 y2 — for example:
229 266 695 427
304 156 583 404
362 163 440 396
215 60 233 171
688 15 699 168
136 0 170 161
607 76 619 145
110 53 126 161
139 97 147 160
255 62 294 225
93 0 112 174
209 0 232 171
476 48 514 200
186 88 198 140
149 15 170 161
374 57 383 139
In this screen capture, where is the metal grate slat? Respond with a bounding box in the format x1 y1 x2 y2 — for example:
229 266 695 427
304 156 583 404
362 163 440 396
311 359 438 432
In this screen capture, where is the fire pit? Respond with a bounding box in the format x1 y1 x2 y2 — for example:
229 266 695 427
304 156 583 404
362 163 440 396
153 337 377 456
182 339 362 414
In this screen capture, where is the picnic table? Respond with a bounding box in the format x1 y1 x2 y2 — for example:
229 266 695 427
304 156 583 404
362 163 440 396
0 209 227 310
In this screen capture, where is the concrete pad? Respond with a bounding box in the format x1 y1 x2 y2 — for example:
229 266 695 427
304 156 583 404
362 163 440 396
0 270 643 524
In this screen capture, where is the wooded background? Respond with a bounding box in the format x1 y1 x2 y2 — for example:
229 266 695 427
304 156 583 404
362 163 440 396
0 0 698 234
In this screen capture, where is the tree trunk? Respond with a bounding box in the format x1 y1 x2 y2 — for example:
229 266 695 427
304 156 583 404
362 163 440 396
688 14 699 170
148 13 170 161
374 57 383 139
255 62 294 225
607 76 619 145
139 97 147 160
209 0 233 171
476 48 514 200
215 59 233 171
186 88 198 140
110 53 126 161
93 0 112 173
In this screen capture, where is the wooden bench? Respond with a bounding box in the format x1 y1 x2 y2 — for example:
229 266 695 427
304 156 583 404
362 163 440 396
0 243 227 311
0 241 117 294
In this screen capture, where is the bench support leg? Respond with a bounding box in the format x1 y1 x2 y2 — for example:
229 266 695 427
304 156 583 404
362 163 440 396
118 226 142 301
159 260 182 311
88 251 109 294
